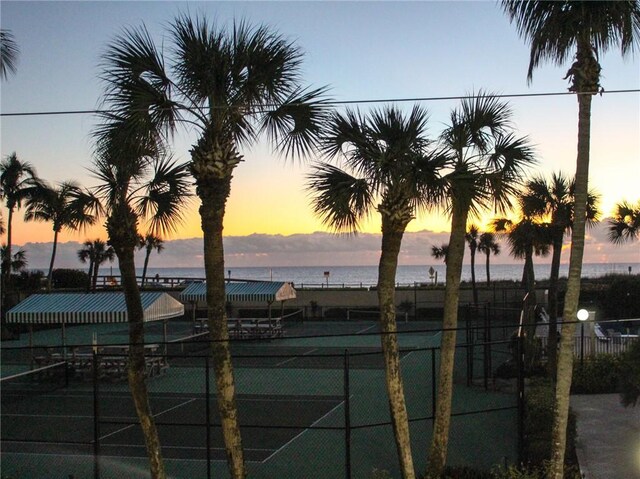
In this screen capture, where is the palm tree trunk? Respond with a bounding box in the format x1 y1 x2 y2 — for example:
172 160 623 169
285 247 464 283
470 247 478 304
87 260 94 292
46 229 59 292
119 246 166 479
1 207 14 337
550 91 592 479
93 263 100 292
378 217 415 479
142 247 151 287
485 251 491 286
547 235 563 378
199 176 245 479
2 206 13 281
427 201 468 478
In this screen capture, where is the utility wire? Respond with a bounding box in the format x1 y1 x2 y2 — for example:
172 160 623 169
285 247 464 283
1 88 639 117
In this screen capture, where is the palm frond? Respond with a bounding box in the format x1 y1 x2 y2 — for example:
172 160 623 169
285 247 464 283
260 85 332 160
101 24 177 136
135 156 192 237
0 29 19 80
306 163 373 234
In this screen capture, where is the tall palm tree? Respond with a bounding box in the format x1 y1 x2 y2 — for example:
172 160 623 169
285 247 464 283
492 213 551 345
1 245 27 273
502 3 640 476
138 234 164 286
430 244 449 264
78 239 116 291
0 29 19 80
608 200 640 244
465 224 480 304
24 181 100 291
92 111 191 479
492 214 551 297
0 153 38 312
99 16 328 478
477 232 500 285
426 93 535 478
308 105 444 479
521 172 600 374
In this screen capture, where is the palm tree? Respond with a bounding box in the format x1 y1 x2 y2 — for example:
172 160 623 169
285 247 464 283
431 244 449 264
502 3 640 476
521 172 600 374
492 213 551 344
92 112 191 479
492 215 551 296
1 245 27 273
308 105 444 479
465 225 480 304
0 29 19 80
608 200 640 244
24 181 100 291
78 239 116 291
477 232 500 285
426 93 535 478
0 153 38 311
138 234 164 286
99 16 328 478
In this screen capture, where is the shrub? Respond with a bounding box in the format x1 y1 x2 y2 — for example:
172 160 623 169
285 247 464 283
523 379 577 469
571 353 623 394
619 339 640 407
51 269 90 289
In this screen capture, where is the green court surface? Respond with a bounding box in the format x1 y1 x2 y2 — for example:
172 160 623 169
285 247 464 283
1 320 518 479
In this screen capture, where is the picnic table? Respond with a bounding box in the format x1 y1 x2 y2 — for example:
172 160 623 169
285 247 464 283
34 344 168 382
195 317 283 339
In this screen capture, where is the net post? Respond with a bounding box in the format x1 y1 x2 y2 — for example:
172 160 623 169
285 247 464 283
93 351 100 479
206 357 212 479
343 349 351 479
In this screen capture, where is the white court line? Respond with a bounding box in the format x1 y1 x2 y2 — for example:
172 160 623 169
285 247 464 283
355 324 377 334
260 396 348 464
98 398 196 441
274 348 319 367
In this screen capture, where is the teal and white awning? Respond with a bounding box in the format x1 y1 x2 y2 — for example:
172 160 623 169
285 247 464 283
6 292 184 324
180 281 296 303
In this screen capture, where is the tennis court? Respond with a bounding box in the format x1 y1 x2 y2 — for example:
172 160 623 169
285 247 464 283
1 319 520 478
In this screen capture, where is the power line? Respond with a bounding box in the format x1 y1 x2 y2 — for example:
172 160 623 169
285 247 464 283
1 88 639 118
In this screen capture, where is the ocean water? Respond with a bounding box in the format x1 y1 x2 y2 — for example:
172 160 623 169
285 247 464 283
139 262 640 287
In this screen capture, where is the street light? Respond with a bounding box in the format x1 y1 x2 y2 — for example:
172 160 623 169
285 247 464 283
578 309 589 365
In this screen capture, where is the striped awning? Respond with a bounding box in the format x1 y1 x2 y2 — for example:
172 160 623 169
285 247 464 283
180 281 296 303
6 292 185 324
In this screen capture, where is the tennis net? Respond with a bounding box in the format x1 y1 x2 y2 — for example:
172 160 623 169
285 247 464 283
1 361 69 405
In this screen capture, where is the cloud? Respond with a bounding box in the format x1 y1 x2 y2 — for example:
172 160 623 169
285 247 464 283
14 221 639 271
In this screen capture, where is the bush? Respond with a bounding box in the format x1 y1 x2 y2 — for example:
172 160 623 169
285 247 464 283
597 275 640 321
619 339 640 407
571 353 623 394
523 379 577 470
51 269 90 289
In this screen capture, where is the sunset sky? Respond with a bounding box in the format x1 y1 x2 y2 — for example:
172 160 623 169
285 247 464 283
1 1 639 268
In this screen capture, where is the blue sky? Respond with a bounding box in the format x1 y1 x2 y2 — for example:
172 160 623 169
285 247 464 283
1 1 639 267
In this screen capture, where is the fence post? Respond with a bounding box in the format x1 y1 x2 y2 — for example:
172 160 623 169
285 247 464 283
516 334 525 465
431 347 437 426
466 305 473 386
343 350 351 479
93 352 100 479
205 357 212 479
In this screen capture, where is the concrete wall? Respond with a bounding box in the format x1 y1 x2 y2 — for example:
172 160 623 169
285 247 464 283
176 284 548 320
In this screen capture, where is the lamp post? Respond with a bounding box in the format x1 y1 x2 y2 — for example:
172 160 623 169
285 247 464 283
577 308 589 366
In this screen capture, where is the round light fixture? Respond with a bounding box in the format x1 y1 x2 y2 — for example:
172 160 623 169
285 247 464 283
577 309 589 321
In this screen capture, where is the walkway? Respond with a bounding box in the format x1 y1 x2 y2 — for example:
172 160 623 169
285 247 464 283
571 394 640 479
